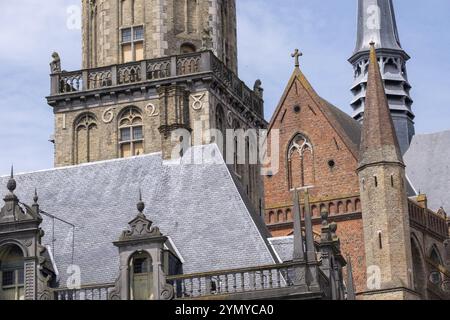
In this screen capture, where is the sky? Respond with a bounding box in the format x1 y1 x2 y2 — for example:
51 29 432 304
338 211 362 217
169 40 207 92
0 0 450 176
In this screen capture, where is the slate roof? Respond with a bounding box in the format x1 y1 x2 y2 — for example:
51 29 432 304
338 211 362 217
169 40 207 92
404 130 450 212
0 144 278 287
268 237 294 263
319 98 362 150
353 0 404 55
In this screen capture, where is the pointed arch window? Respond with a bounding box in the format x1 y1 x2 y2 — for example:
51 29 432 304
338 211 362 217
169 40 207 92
75 113 98 164
0 245 24 300
119 107 144 158
287 133 314 190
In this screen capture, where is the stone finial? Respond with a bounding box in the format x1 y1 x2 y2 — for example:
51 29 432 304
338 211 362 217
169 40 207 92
137 189 145 215
346 257 356 300
117 192 163 242
291 49 303 68
320 209 332 242
7 165 16 193
320 209 329 226
33 188 39 204
330 222 338 238
303 189 316 263
292 188 305 262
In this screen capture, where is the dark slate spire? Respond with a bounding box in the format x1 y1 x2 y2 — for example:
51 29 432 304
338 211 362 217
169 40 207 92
353 0 403 54
350 0 415 155
358 43 404 169
292 189 305 262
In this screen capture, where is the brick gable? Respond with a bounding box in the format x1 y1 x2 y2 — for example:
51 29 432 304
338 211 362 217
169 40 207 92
264 67 367 294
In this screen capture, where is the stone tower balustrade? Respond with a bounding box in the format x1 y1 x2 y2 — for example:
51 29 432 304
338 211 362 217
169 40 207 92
49 51 263 117
408 200 449 241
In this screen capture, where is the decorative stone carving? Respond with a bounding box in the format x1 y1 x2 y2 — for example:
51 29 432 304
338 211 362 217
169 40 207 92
24 260 36 300
145 103 159 117
253 79 263 99
201 27 213 51
50 52 61 73
160 283 174 300
191 93 205 111
227 111 233 126
108 277 122 300
24 239 33 247
38 291 52 300
102 107 116 124
120 212 162 241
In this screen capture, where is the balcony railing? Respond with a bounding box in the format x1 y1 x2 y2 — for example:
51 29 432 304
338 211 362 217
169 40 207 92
408 200 449 239
53 283 115 301
166 261 313 299
50 51 263 116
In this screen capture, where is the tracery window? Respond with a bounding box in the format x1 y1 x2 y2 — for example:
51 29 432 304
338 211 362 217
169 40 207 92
75 113 98 164
287 133 314 190
119 107 144 158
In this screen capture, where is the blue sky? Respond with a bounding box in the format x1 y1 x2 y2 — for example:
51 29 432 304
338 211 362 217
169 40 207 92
1 0 450 176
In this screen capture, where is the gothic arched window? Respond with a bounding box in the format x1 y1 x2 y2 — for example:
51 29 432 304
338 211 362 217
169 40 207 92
430 246 443 266
129 252 154 300
287 133 314 190
0 245 24 300
119 107 144 158
75 113 98 164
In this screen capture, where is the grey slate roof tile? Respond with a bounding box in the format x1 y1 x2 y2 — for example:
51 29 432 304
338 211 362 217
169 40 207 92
0 144 277 287
404 130 450 213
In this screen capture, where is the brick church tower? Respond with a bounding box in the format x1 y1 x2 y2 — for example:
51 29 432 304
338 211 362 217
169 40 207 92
46 0 266 211
357 43 417 300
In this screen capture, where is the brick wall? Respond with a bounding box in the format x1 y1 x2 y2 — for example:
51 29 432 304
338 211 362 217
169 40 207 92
264 71 367 293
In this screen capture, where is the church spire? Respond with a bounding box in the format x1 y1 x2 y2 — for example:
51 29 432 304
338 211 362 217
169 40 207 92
358 43 403 168
349 0 415 155
353 0 402 54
